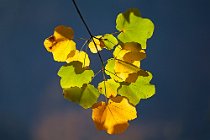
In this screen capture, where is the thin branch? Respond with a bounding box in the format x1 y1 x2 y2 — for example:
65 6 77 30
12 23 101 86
75 37 89 41
72 0 93 37
72 0 107 100
72 0 105 68
110 31 121 35
92 69 102 80
80 38 90 51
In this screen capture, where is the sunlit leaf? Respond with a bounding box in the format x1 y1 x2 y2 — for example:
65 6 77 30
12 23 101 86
44 25 76 62
57 62 94 88
63 84 100 109
66 50 90 67
92 96 137 134
102 34 118 50
88 35 104 53
44 35 56 52
116 8 154 49
98 79 120 98
113 43 146 67
105 58 123 82
114 59 140 81
88 34 118 53
118 72 155 105
51 40 76 62
105 58 142 83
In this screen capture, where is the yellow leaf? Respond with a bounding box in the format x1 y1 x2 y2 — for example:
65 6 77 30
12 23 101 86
44 25 76 62
66 50 90 67
113 42 146 64
52 40 76 62
114 59 140 81
92 96 137 134
105 58 143 83
88 36 105 53
112 42 146 82
44 35 56 52
114 59 139 73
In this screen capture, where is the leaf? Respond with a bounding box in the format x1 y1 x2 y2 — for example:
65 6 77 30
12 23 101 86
118 72 155 106
44 25 76 62
51 40 76 62
114 59 140 82
98 79 120 98
113 42 146 69
66 50 90 67
105 58 123 82
92 96 137 134
102 34 118 50
88 34 118 53
115 42 146 62
105 58 141 83
88 35 104 53
116 8 154 49
63 84 100 109
57 62 94 88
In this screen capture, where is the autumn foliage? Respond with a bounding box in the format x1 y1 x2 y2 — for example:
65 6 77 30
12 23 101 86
44 6 155 134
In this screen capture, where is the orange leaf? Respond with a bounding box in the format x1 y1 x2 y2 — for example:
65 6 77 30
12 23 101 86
92 96 137 134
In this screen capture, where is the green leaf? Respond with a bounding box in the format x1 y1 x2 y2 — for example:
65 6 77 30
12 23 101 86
118 72 155 105
98 79 120 98
102 34 118 50
64 84 100 109
116 8 154 49
57 62 94 88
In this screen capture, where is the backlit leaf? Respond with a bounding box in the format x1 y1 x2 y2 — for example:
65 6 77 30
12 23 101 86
92 96 137 134
116 8 154 49
114 59 140 82
66 50 90 67
113 42 146 63
44 25 76 62
88 34 118 53
113 45 143 69
105 58 123 82
63 84 100 109
57 62 94 88
51 40 76 62
98 79 120 98
88 35 104 53
102 34 118 50
105 58 142 83
118 72 155 105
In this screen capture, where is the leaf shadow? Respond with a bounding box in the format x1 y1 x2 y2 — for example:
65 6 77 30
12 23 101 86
66 61 90 74
112 122 129 134
122 8 141 23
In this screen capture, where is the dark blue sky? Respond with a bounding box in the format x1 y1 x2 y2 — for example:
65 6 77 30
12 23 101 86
0 0 210 139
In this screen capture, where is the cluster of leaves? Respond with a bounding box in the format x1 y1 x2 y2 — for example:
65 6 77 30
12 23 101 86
44 8 155 134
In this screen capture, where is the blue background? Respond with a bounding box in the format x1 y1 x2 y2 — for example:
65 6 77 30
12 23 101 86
0 0 210 139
